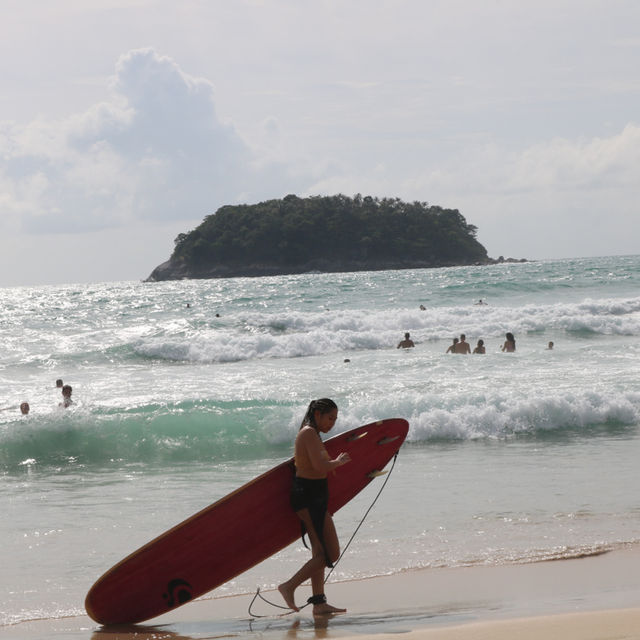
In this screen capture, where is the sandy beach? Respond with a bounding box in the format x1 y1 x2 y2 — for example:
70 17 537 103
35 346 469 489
4 547 640 640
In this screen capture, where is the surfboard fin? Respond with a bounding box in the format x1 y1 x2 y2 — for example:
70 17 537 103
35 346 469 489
377 436 400 445
347 431 368 441
367 470 389 478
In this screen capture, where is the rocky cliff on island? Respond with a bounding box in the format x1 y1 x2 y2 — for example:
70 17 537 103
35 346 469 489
146 194 515 282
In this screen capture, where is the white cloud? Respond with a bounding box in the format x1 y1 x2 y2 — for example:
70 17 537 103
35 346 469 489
510 124 640 191
305 123 640 200
0 48 286 236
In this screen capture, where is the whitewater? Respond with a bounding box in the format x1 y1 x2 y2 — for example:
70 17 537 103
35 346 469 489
1 254 640 626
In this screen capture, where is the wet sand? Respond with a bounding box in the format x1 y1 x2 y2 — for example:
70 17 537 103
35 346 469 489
4 547 640 639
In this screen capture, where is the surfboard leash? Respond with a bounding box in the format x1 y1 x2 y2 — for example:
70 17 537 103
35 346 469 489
324 451 398 583
248 586 300 617
248 451 399 618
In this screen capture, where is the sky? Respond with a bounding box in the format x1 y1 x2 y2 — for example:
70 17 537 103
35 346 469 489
1 0 639 287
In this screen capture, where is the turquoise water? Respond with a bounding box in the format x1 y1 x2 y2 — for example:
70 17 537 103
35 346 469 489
1 255 640 626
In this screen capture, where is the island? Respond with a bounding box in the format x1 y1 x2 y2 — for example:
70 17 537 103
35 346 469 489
145 194 507 282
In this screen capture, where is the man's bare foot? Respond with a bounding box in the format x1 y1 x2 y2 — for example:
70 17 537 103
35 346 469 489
313 602 346 616
278 582 299 611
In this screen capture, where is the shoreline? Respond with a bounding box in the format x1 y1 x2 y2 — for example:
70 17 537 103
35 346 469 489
145 255 527 282
4 547 640 639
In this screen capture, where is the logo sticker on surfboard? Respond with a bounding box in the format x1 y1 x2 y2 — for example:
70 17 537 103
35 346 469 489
163 578 193 606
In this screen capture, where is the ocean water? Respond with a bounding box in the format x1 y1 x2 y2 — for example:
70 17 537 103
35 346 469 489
1 255 640 628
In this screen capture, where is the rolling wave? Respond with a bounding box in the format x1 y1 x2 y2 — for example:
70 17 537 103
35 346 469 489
113 296 640 365
2 390 638 471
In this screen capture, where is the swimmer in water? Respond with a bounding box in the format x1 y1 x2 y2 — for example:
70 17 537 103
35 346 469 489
397 332 415 349
501 332 516 352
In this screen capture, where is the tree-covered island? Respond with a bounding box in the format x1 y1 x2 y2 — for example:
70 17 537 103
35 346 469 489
146 194 510 282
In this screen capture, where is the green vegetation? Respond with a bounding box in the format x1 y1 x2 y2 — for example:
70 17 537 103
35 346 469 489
147 194 490 281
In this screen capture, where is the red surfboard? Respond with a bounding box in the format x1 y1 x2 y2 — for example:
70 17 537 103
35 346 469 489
85 418 409 625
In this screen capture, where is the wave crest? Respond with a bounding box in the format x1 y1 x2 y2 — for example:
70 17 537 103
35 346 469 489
2 391 638 471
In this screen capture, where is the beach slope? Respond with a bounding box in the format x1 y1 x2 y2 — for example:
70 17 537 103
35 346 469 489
4 547 640 639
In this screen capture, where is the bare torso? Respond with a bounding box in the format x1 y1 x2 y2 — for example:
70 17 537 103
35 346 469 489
454 340 470 354
294 426 331 479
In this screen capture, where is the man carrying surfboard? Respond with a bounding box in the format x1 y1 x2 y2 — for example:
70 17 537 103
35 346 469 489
278 398 351 615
